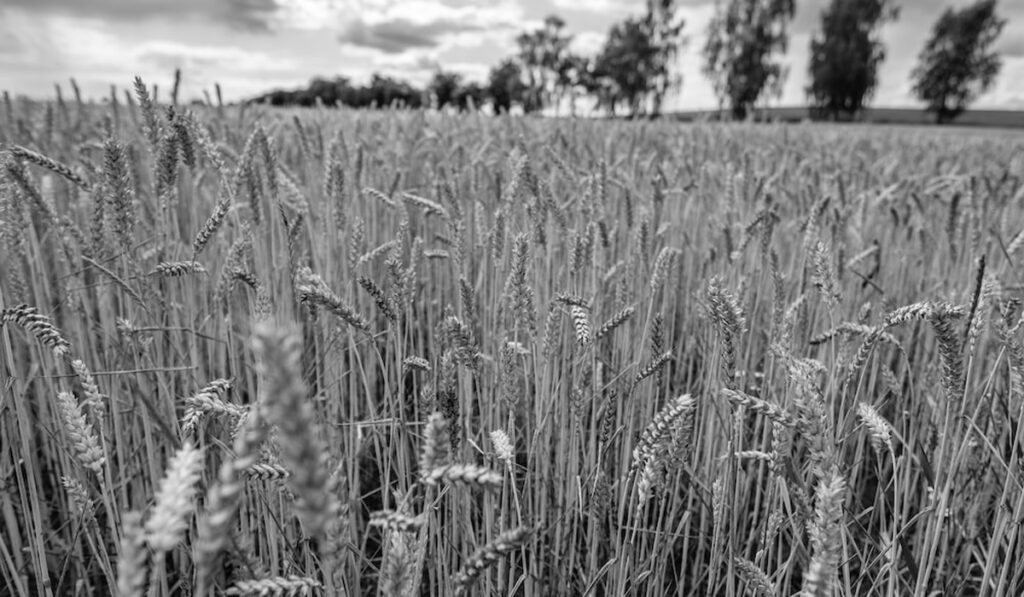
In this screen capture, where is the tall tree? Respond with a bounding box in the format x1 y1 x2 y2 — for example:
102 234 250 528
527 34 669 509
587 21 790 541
555 53 593 117
590 3 686 119
516 15 574 113
911 0 1006 123
644 0 687 117
487 59 530 113
702 0 796 120
453 83 486 112
807 0 899 120
427 70 463 109
592 17 660 117
367 74 422 109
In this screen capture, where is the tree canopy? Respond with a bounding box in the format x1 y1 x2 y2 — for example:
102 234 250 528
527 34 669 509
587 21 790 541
487 59 530 114
516 15 573 113
807 0 899 119
911 0 1006 123
703 0 796 120
588 1 686 118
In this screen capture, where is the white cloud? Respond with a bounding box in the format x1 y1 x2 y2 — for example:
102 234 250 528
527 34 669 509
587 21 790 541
0 11 309 101
275 0 523 32
134 41 296 72
973 56 1024 108
2 0 279 32
550 0 643 14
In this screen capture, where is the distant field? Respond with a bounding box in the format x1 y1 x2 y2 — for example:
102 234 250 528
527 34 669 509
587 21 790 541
675 106 1024 128
3 97 1024 596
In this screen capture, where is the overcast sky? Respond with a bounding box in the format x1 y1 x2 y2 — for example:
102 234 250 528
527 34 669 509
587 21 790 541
1 0 1023 110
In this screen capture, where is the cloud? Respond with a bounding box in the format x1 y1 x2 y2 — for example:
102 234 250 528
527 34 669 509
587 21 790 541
0 29 22 55
550 0 644 14
225 0 280 31
134 42 296 73
336 1 522 55
0 10 309 101
999 37 1024 58
995 16 1024 58
338 17 487 53
0 10 58 63
372 52 444 83
2 0 280 32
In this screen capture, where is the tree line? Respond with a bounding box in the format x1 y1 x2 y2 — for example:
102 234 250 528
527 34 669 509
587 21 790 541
252 0 1008 124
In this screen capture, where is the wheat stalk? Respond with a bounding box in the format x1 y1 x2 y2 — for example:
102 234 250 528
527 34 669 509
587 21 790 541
150 260 207 277
70 359 105 421
224 576 321 596
569 305 592 345
244 462 290 481
193 191 232 257
593 306 635 342
857 402 894 457
254 322 337 540
802 469 846 597
1 304 71 356
419 412 450 479
146 442 203 552
8 145 91 191
296 267 371 333
734 556 773 596
56 391 105 474
369 510 425 533
194 404 268 594
116 511 149 597
424 463 503 491
180 378 240 436
453 526 531 594
722 388 796 427
490 429 513 465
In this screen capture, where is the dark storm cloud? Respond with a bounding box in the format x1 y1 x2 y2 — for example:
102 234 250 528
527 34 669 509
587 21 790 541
4 0 280 32
337 17 488 54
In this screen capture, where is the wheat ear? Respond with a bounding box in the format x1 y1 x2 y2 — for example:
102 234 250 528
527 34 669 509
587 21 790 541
452 526 532 594
145 443 203 553
254 322 337 540
56 391 105 474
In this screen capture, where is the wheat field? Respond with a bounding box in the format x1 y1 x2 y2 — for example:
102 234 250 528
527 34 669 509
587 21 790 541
2 83 1024 596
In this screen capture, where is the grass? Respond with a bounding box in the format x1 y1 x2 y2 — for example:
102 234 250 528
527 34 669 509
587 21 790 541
1 81 1024 596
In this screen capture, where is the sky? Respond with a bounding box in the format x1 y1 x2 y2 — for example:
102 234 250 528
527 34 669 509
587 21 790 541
1 0 1023 110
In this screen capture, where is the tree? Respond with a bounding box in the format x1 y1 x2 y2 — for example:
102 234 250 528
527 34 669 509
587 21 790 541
911 0 1006 124
367 74 422 109
589 2 686 119
487 59 530 113
644 0 687 117
556 53 593 117
807 0 899 120
453 82 486 112
592 18 661 117
516 15 573 113
702 0 796 120
427 71 463 109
